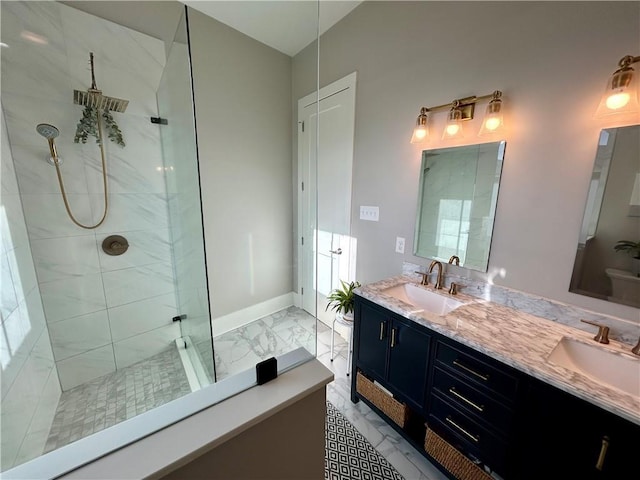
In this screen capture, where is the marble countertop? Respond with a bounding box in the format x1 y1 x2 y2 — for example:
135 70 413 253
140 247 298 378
355 274 640 426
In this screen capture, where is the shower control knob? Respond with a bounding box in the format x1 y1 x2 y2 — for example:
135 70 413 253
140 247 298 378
102 235 129 256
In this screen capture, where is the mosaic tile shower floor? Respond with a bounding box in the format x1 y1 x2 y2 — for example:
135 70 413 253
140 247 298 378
44 344 190 453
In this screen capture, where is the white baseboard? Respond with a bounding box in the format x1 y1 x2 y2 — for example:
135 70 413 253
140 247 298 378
212 292 294 336
293 292 302 308
291 292 334 328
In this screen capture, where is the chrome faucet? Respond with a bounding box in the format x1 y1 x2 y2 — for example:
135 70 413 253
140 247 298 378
448 255 460 266
428 260 444 289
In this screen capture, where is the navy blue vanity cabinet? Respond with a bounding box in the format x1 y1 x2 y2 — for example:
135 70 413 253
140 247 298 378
350 295 638 480
514 377 640 480
352 295 432 412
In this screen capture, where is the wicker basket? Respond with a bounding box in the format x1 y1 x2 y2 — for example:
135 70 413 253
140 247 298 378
356 371 408 428
424 427 492 480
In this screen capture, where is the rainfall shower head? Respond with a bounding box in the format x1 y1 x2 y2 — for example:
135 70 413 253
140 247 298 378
36 123 59 139
73 89 129 113
73 53 128 113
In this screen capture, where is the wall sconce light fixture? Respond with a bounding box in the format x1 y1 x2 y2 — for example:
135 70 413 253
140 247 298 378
596 54 640 118
479 91 504 136
410 90 504 143
410 107 429 143
442 101 464 139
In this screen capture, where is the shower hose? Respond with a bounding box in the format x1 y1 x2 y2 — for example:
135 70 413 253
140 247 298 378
54 109 108 229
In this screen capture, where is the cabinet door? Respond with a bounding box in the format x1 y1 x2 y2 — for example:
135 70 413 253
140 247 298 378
355 301 389 380
517 378 639 479
387 318 431 409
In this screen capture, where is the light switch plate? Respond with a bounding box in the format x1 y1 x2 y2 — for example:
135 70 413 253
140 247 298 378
360 206 379 221
395 237 405 254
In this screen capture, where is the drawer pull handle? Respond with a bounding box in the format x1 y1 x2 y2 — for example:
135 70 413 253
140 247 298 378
379 322 386 341
391 328 397 348
595 435 610 471
449 387 485 412
445 416 479 443
452 359 490 382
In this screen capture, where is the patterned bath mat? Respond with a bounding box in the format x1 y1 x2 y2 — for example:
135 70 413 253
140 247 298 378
326 401 405 480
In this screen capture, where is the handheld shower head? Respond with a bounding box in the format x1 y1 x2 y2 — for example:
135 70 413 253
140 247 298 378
36 123 59 139
36 123 61 165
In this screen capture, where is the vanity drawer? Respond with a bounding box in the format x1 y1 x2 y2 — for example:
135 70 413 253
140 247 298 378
432 367 514 436
428 395 509 475
434 340 519 402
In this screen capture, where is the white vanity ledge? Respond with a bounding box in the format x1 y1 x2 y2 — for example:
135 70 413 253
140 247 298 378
356 275 640 426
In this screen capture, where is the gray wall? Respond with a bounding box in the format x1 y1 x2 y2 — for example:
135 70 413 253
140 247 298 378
293 1 640 322
187 9 294 320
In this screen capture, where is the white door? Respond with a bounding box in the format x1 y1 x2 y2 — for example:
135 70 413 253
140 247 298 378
297 72 357 321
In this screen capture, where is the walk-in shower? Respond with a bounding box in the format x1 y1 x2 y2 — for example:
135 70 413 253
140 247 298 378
1 0 319 475
1 1 211 471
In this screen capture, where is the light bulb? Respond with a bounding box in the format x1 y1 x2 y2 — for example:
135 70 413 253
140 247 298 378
446 123 460 136
410 108 429 144
606 91 631 110
443 104 464 139
479 92 504 136
411 125 427 143
484 116 501 131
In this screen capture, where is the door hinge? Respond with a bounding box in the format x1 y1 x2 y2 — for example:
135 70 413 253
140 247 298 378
301 236 304 246
301 181 304 191
300 121 305 132
301 287 304 295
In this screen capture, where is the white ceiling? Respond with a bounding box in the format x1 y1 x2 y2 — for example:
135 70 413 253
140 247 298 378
183 1 362 57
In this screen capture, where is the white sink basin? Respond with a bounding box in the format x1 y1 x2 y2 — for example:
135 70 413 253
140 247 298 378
382 283 465 316
547 337 640 398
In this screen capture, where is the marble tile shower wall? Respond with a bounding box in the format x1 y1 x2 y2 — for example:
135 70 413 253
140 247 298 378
1 2 179 390
1 107 62 470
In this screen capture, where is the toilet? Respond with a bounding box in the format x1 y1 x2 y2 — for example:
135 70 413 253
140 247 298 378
606 268 640 307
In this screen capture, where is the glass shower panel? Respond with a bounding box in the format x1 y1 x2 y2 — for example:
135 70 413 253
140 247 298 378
157 8 214 388
183 3 318 382
0 1 201 469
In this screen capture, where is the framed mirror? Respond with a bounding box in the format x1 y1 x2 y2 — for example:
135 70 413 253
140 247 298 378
414 141 506 272
569 124 640 308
